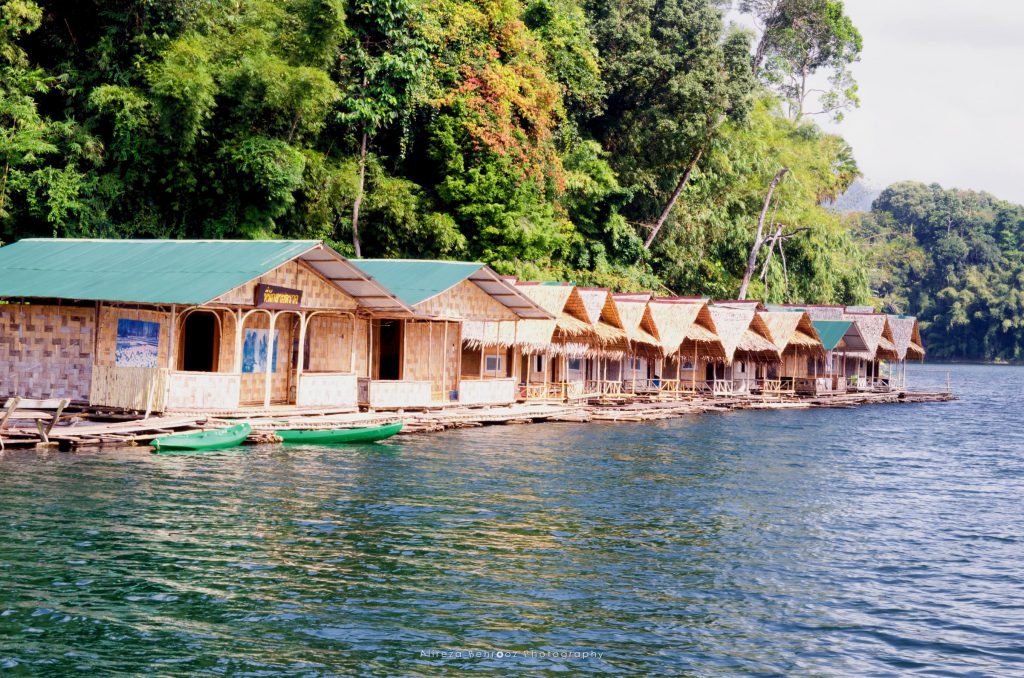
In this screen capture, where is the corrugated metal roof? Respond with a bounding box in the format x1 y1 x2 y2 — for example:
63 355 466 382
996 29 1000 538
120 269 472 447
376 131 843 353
351 259 551 319
0 238 416 313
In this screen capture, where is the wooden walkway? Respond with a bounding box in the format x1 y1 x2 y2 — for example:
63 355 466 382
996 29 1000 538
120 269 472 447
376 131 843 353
0 391 953 451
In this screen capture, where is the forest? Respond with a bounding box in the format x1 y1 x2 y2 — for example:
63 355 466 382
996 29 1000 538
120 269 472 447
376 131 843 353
0 0 869 302
852 182 1024 362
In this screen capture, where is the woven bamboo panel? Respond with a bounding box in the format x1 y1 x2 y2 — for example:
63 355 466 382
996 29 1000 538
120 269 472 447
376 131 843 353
89 364 168 412
96 306 171 367
238 313 293 404
306 315 358 372
214 260 358 310
403 320 460 396
0 304 95 401
415 279 518 321
214 310 238 372
354 318 370 377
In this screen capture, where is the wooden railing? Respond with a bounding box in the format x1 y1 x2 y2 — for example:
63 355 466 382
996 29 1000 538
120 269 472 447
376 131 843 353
90 365 169 413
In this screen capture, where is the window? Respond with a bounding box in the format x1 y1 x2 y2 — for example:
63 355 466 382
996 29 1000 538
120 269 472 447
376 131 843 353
567 357 582 371
485 355 503 373
630 357 642 370
739 362 746 374
534 355 544 372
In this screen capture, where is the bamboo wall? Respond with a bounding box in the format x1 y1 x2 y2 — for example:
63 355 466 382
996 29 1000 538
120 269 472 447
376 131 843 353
214 260 358 310
403 320 460 398
90 364 168 412
307 314 358 373
0 304 96 401
415 280 519 321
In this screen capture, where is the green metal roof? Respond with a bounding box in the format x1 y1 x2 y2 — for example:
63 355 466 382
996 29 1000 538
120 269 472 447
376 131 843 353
350 259 484 306
812 320 854 351
0 238 322 305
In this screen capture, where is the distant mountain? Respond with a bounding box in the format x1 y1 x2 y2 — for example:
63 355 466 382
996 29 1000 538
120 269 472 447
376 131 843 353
828 179 881 214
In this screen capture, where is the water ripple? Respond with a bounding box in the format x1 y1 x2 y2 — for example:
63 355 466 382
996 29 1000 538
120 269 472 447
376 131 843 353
0 365 1022 675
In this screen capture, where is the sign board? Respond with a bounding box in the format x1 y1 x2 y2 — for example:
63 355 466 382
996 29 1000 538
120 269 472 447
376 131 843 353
255 283 303 310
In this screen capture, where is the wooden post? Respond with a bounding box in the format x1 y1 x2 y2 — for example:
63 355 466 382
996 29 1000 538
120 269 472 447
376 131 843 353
480 321 486 378
543 349 550 399
264 311 277 407
427 321 433 386
441 320 449 401
296 312 307 403
168 304 177 370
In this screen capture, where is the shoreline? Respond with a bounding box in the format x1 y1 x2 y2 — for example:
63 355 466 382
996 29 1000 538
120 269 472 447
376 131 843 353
0 389 955 451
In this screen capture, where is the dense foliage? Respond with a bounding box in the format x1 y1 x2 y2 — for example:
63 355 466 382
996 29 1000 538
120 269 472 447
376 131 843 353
0 0 868 303
852 181 1024 362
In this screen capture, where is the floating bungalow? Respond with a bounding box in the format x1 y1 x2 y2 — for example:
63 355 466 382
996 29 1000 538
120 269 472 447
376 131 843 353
648 298 727 394
612 293 663 394
573 288 631 395
758 310 826 394
887 314 926 388
707 302 780 394
0 239 414 413
348 260 550 409
841 309 900 390
809 319 870 392
474 281 597 402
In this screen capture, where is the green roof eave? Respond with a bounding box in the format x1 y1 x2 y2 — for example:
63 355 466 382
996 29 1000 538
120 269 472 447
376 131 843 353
349 259 484 307
812 320 854 351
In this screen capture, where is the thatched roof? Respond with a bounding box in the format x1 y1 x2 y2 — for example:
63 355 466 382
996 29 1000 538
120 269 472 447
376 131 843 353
709 305 779 363
647 299 697 353
759 311 824 356
888 315 926 360
803 304 845 321
575 287 609 325
613 293 662 353
461 319 518 348
491 282 598 353
843 311 900 361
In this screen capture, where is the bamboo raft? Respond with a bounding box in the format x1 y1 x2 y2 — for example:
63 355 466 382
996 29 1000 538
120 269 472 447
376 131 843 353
0 391 953 451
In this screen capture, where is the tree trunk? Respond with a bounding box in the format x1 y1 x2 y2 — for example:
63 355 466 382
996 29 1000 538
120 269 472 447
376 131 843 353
351 131 368 258
644 114 724 250
738 167 789 300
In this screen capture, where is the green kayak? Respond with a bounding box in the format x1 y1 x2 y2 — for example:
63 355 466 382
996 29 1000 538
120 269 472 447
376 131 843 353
277 421 403 445
151 423 252 454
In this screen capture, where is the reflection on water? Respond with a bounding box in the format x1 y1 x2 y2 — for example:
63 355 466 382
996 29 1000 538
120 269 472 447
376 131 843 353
1 365 1023 675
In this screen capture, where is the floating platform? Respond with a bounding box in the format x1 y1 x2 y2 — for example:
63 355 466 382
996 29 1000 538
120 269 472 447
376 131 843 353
0 391 954 451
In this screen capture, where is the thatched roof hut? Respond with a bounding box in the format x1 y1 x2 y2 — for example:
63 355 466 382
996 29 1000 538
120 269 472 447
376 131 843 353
649 298 727 362
612 293 661 356
842 311 900 361
888 315 926 361
759 311 825 357
500 282 596 354
709 304 780 363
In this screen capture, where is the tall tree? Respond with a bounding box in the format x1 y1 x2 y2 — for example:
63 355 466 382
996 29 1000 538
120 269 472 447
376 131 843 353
738 0 862 121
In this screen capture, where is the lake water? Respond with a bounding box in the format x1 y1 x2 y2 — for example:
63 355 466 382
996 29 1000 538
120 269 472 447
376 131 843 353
1 364 1022 675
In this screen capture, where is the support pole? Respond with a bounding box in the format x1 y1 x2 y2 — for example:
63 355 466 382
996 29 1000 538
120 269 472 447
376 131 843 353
441 321 449 401
297 312 307 402
264 311 278 407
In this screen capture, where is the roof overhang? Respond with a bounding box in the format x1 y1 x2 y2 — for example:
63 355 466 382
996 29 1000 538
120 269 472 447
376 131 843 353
468 268 553 320
277 244 418 316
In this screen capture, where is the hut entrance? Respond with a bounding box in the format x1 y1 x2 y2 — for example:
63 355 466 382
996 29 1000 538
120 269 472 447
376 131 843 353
180 311 219 372
375 320 402 380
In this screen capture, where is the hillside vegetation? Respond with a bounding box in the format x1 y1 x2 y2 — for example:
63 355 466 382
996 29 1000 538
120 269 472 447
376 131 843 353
1 0 868 303
852 181 1024 362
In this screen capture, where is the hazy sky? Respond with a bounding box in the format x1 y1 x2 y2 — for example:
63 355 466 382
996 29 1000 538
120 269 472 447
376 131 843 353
734 1 1024 203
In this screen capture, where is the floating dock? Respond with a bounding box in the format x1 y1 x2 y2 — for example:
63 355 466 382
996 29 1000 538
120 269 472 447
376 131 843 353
0 390 954 451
